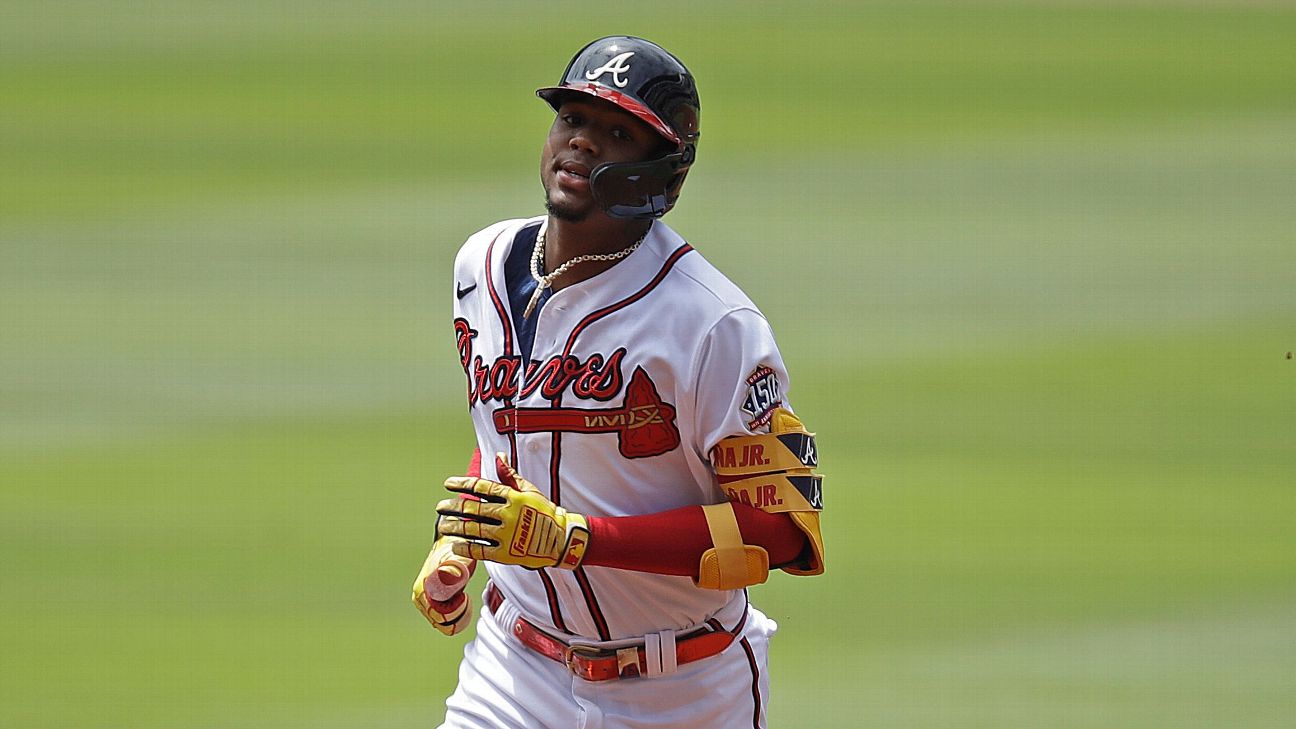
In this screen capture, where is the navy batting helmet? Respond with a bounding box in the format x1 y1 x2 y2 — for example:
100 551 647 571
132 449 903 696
537 36 700 219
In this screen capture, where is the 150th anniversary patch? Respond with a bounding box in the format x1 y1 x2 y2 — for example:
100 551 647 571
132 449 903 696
740 364 782 430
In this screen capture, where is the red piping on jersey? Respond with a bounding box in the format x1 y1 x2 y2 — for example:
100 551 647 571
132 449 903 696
547 241 695 642
488 224 569 629
483 228 520 469
536 567 571 634
573 566 612 641
704 595 760 725
560 243 695 358
548 428 562 504
483 229 514 362
709 588 750 636
740 637 762 728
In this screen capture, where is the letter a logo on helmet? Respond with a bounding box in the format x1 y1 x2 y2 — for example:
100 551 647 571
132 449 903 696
584 52 635 88
537 36 700 219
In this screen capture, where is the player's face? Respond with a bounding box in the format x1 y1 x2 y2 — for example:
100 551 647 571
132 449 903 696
541 97 665 222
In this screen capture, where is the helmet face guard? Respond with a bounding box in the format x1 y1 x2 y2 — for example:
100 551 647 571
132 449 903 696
589 145 695 219
538 36 700 219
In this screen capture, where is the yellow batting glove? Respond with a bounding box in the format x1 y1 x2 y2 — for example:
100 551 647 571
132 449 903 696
411 536 476 636
436 454 590 570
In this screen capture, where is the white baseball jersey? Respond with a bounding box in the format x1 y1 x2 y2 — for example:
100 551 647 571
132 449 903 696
443 215 792 728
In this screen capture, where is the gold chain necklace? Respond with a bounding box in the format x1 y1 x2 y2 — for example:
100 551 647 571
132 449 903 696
523 223 648 318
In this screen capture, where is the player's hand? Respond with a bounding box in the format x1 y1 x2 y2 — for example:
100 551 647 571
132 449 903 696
436 454 590 570
411 536 477 636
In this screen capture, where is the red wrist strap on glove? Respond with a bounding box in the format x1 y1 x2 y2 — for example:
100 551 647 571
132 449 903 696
584 503 806 577
452 448 485 503
466 447 482 478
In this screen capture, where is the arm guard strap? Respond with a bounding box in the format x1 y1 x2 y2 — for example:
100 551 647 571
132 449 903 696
694 503 770 590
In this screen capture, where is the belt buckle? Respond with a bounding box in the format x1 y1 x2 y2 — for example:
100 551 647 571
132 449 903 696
561 643 606 675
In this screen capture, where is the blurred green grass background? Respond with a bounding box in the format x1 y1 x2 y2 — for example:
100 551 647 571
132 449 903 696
2 1 1293 727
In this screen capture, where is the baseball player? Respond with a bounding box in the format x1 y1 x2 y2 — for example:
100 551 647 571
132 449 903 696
412 36 825 729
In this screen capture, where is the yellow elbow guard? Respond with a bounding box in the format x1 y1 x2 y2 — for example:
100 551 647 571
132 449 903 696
695 503 770 590
709 408 825 577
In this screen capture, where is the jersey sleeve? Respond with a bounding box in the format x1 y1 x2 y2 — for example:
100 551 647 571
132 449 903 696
688 308 825 578
689 307 793 456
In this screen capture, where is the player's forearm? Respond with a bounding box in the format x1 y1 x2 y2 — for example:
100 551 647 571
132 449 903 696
583 503 807 576
447 450 808 578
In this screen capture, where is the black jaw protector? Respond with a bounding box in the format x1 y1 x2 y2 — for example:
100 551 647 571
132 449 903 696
589 144 696 219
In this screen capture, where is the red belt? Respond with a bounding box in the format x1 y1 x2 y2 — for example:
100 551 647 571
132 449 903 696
485 582 741 681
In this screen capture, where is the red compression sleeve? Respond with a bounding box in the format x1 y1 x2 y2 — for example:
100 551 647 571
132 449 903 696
454 448 484 503
583 503 807 577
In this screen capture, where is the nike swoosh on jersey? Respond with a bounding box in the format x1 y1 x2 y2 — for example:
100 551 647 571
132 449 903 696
456 282 478 299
